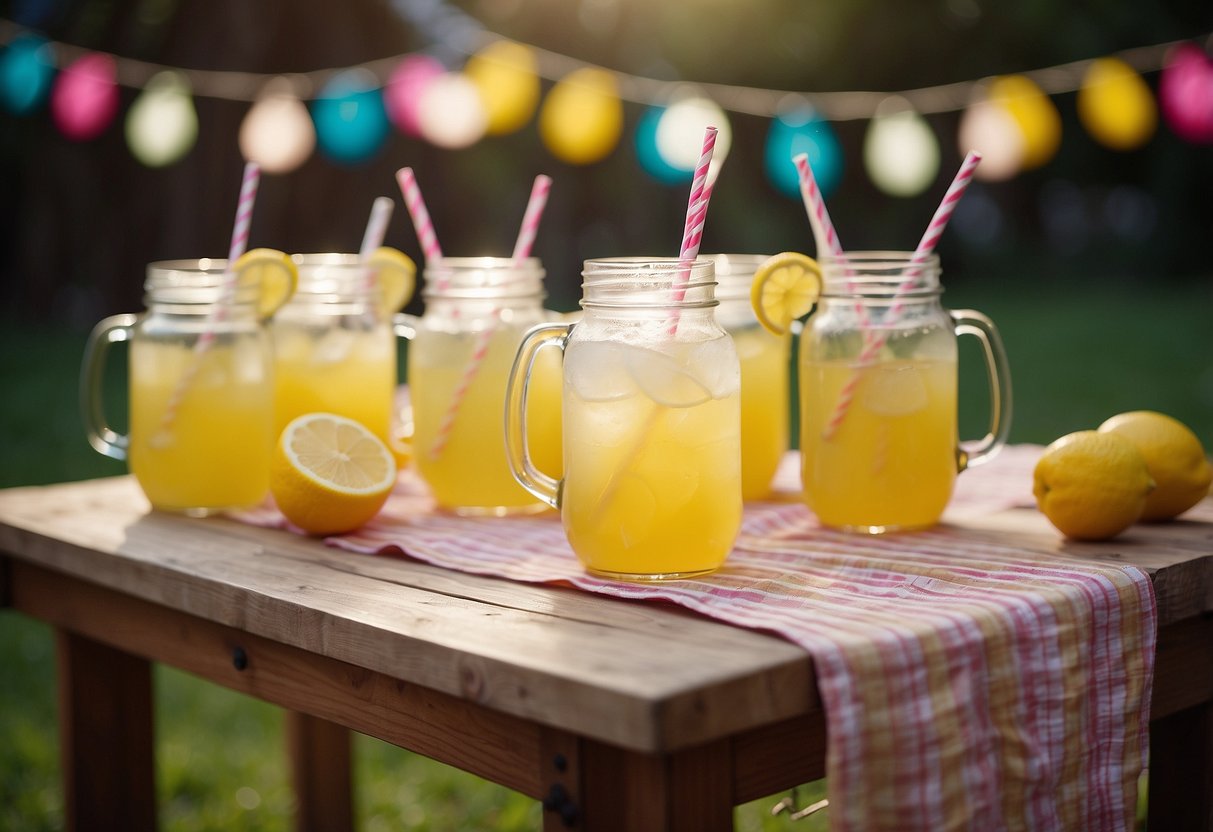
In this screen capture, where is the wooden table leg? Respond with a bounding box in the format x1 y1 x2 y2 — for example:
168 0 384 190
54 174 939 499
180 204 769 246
560 738 733 832
285 710 354 832
1149 700 1213 831
56 628 156 832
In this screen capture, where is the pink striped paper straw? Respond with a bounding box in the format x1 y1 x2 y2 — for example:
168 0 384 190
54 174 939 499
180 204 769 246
672 126 718 304
359 196 395 294
428 322 495 460
794 152 873 338
154 161 261 442
822 151 982 440
680 127 717 260
793 153 843 259
396 167 442 265
226 162 260 278
511 175 551 260
428 175 553 460
663 127 717 339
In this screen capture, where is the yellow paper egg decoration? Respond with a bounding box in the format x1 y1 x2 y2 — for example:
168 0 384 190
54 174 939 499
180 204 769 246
1078 57 1157 151
988 74 1061 170
464 39 539 136
539 67 623 165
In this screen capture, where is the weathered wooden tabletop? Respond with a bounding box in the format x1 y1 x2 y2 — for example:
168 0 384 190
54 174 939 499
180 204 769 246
1 475 1210 831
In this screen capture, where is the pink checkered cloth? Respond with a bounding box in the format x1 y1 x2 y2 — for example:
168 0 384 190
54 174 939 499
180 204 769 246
235 444 1156 831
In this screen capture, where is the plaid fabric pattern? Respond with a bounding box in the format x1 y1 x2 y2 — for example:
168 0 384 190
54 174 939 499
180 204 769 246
234 444 1156 831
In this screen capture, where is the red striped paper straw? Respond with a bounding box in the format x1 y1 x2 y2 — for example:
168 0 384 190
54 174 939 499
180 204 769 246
396 167 442 265
359 196 395 294
428 175 553 460
822 151 982 440
154 161 260 443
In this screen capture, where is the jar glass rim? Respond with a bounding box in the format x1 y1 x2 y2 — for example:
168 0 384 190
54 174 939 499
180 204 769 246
818 251 941 297
422 256 545 300
705 253 770 300
147 258 233 276
580 257 717 309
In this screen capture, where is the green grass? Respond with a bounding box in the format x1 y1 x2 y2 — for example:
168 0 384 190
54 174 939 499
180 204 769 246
1 279 1208 829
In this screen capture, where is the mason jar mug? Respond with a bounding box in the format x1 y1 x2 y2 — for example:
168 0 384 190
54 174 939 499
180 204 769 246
506 257 743 581
81 260 276 515
799 252 1011 533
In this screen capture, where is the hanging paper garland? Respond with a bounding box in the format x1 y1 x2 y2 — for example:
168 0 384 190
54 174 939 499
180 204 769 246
1077 58 1157 151
125 70 197 167
463 39 538 136
765 105 843 198
416 71 487 148
50 51 119 141
384 53 444 138
634 105 687 184
1 17 1208 184
863 99 940 197
539 67 623 165
1158 43 1213 145
0 34 55 114
239 78 316 173
311 69 390 164
986 75 1061 170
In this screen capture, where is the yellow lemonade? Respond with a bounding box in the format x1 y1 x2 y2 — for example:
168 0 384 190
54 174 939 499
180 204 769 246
410 324 562 513
733 325 790 500
561 338 742 578
801 358 958 531
129 340 274 513
273 324 396 445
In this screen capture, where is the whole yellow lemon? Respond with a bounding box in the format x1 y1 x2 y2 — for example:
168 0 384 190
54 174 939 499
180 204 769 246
1033 430 1154 540
1098 411 1212 521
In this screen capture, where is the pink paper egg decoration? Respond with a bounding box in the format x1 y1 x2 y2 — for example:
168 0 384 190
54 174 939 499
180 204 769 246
1159 43 1213 145
51 52 119 141
384 54 444 138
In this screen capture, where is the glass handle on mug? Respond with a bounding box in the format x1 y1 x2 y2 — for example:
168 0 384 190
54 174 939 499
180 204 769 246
80 313 138 461
950 309 1012 471
504 322 570 509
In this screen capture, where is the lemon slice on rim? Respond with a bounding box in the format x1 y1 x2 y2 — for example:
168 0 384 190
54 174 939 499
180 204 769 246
365 246 417 315
233 248 298 319
271 412 397 536
750 252 822 335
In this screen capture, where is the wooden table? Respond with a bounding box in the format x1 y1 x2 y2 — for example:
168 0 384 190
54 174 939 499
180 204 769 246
0 476 1210 831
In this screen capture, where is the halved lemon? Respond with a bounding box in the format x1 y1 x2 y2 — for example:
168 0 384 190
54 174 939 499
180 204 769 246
271 412 397 535
233 248 298 319
366 246 416 315
750 252 822 335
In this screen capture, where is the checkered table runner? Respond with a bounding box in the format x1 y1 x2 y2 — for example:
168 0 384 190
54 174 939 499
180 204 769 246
235 444 1155 831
